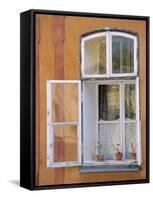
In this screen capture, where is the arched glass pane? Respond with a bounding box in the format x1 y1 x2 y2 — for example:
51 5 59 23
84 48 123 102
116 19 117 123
84 36 106 75
112 36 134 74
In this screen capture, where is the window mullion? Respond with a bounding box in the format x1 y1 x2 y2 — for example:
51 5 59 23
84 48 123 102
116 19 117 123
120 83 125 160
96 83 99 158
109 31 112 77
106 31 111 77
51 122 79 126
134 37 138 75
96 41 99 74
81 40 85 77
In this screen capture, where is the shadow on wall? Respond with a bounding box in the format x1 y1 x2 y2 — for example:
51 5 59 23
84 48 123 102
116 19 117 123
9 180 20 186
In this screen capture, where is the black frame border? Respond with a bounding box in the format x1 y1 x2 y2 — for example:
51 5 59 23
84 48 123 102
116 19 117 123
20 9 150 190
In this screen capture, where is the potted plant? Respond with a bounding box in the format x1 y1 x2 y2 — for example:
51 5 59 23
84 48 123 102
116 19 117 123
112 143 123 161
129 142 136 160
96 141 104 161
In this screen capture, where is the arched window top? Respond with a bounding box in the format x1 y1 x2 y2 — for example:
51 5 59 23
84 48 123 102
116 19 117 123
81 30 138 78
81 27 138 39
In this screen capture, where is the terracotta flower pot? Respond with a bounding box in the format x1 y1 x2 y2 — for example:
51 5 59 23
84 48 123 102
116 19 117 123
96 155 104 161
115 152 123 160
130 152 136 160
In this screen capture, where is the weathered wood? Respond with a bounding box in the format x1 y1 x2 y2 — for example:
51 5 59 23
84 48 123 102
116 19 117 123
52 16 65 80
54 126 77 162
52 15 65 184
64 84 78 122
52 84 64 122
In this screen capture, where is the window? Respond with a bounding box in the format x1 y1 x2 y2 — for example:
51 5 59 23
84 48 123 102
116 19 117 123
83 79 140 166
46 29 141 171
81 31 138 78
81 30 141 171
47 80 81 167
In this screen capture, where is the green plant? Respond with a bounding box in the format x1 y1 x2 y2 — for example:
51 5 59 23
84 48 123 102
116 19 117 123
111 143 121 153
95 141 104 161
96 141 103 154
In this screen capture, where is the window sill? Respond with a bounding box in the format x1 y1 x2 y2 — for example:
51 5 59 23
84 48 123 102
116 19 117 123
80 161 140 173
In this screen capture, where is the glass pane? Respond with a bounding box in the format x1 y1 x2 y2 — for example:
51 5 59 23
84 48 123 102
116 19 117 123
53 125 77 162
83 81 98 163
84 36 106 75
112 36 134 73
51 83 78 122
99 85 120 121
98 123 120 160
125 123 136 160
125 84 136 120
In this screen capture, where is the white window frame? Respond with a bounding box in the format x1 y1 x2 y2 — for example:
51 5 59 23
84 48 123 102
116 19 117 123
81 32 108 78
46 80 81 168
110 32 138 77
82 78 141 166
81 31 138 78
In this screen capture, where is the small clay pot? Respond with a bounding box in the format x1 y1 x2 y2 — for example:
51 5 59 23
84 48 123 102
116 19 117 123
96 155 104 161
115 152 123 160
130 152 136 160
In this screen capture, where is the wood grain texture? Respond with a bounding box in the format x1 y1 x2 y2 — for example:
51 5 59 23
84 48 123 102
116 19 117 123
51 83 78 180
35 14 147 186
52 15 65 184
52 83 78 122
63 84 78 122
52 84 64 122
54 126 77 162
52 16 65 79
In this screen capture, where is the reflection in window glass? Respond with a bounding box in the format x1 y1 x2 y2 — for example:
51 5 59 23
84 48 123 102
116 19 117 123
99 123 120 160
125 123 136 160
99 85 119 120
84 37 106 75
125 84 136 120
112 36 134 74
52 83 78 122
53 126 77 162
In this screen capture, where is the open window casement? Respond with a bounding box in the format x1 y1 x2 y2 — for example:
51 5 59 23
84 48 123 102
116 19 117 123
47 80 81 167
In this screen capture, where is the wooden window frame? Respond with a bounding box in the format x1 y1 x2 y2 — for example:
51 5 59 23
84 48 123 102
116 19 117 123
46 80 82 167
